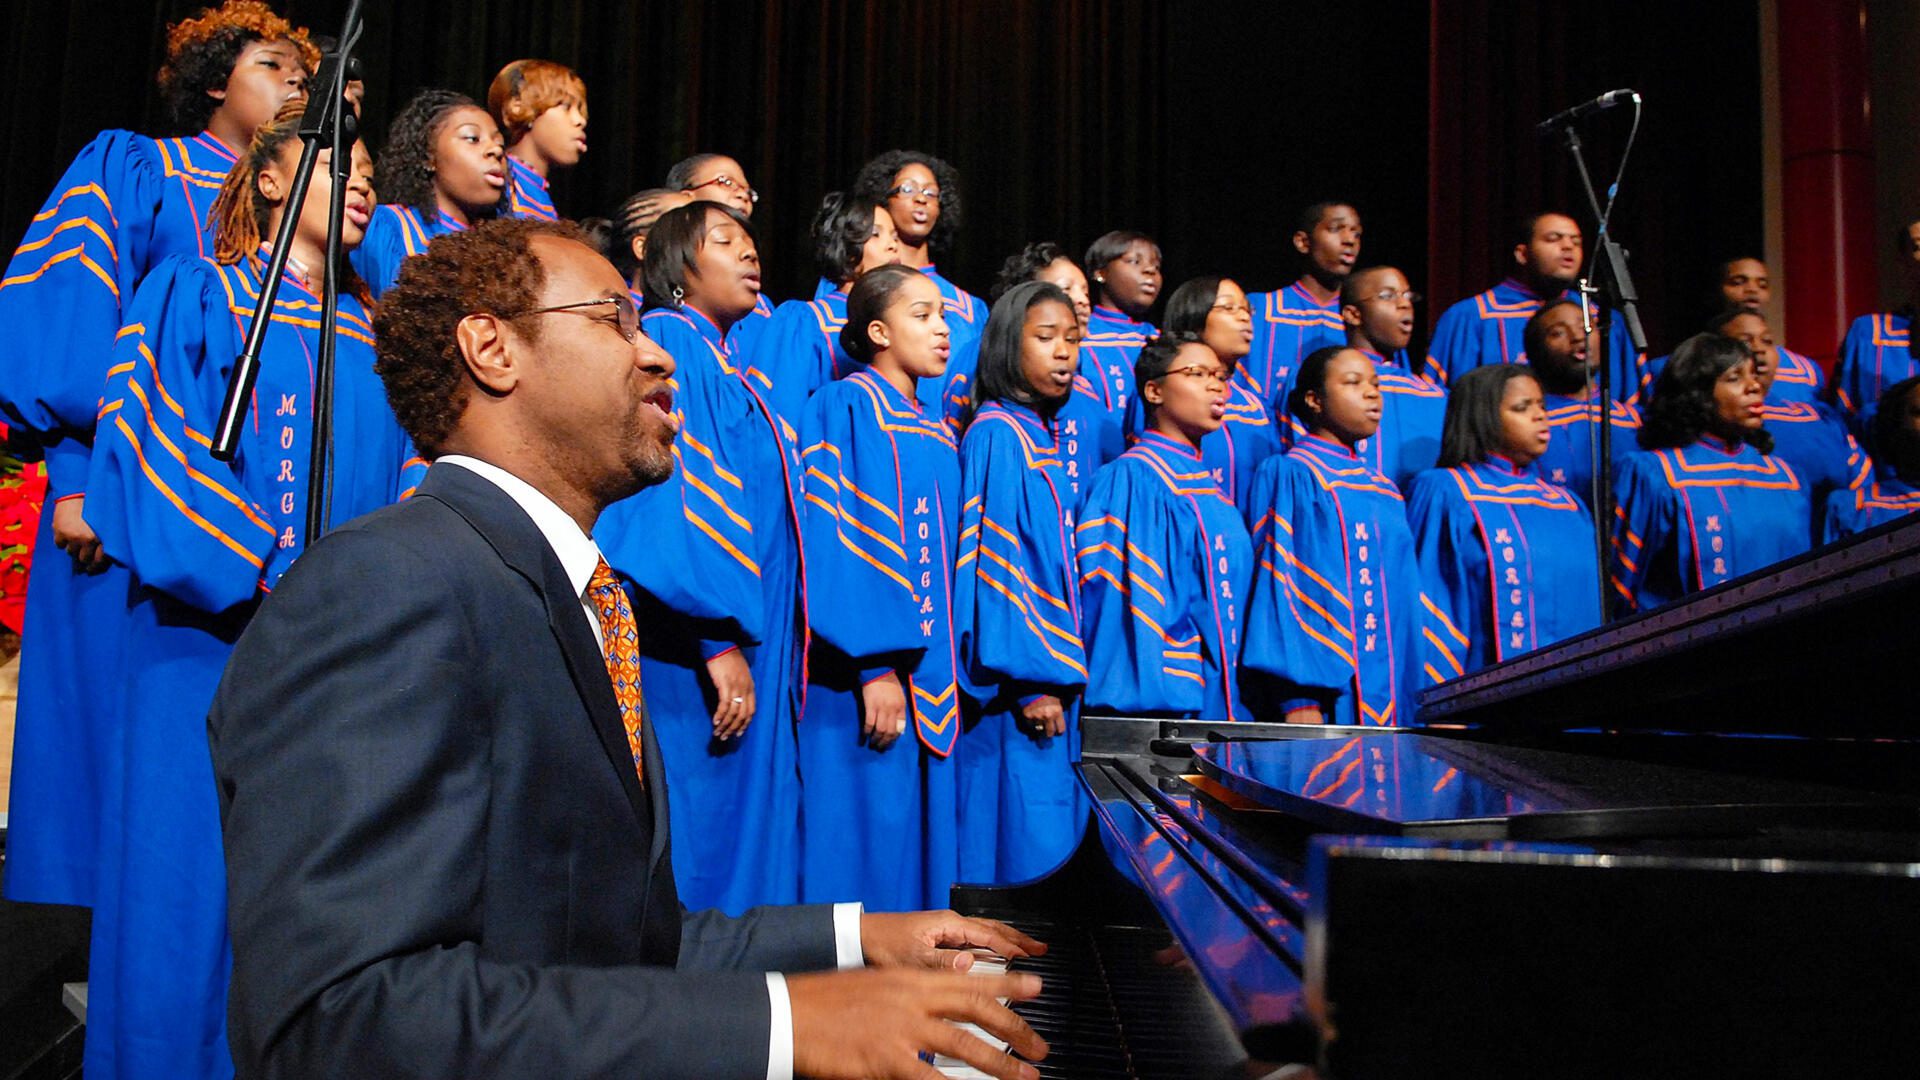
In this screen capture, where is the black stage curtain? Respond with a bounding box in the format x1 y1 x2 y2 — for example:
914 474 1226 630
3 1 1755 346
1429 1 1765 353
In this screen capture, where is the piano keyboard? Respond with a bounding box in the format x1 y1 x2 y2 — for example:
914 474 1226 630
937 918 1247 1079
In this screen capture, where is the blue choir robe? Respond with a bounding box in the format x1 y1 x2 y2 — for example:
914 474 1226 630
1824 469 1920 542
1240 435 1430 727
758 279 855 425
1082 304 1156 413
0 129 237 908
597 304 805 915
1118 367 1282 508
1245 281 1344 412
1833 312 1917 440
1406 458 1601 677
940 336 1117 502
1275 346 1446 492
796 370 962 910
1761 399 1867 544
1427 278 1641 403
1537 392 1642 506
1610 435 1811 615
952 400 1090 885
1076 432 1254 722
348 203 467 298
725 290 778 364
916 264 987 411
83 253 409 1080
505 154 558 221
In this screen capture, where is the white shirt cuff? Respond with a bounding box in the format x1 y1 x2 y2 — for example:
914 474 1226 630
764 972 793 1080
832 901 866 969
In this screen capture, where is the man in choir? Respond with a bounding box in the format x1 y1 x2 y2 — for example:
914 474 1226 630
1524 298 1642 503
1427 211 1639 402
1642 257 1826 402
488 59 587 222
1245 201 1360 410
210 217 1048 1080
1833 217 1920 437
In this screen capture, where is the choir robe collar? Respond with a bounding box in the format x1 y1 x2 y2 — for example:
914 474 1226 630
1695 433 1745 457
677 304 732 353
987 398 1062 446
1092 304 1150 330
1296 432 1363 461
1134 428 1205 462
1286 278 1341 311
191 130 240 166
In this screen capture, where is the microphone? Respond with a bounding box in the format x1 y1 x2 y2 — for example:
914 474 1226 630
1535 89 1639 136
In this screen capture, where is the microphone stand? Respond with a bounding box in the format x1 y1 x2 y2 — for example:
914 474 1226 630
1545 100 1646 623
210 0 365 552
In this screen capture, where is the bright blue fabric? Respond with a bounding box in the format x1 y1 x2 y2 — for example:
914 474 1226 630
1076 432 1254 721
505 155 557 221
952 400 1089 886
1244 281 1344 412
84 254 408 1080
1427 278 1641 403
1273 346 1446 492
1824 469 1920 541
1406 458 1601 676
347 203 466 298
1832 313 1917 442
1536 393 1642 507
1240 435 1430 726
0 129 237 907
757 280 855 425
1609 436 1811 614
796 370 961 910
917 265 987 411
599 305 804 916
940 337 1115 504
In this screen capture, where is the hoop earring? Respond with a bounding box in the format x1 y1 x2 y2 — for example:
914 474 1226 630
670 285 685 307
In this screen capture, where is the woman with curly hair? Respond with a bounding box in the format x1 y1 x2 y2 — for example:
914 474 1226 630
853 149 989 407
755 190 899 422
351 88 507 297
82 99 410 1080
1611 332 1811 614
0 0 313 915
488 58 588 221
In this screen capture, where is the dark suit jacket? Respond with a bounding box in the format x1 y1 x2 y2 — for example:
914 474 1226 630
209 462 837 1078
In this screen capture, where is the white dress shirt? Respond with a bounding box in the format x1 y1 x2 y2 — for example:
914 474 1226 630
436 457 864 1080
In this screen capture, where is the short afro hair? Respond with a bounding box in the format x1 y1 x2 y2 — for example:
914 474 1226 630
158 0 318 136
373 217 589 456
851 149 964 256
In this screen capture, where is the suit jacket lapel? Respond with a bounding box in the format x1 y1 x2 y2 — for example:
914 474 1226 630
417 464 652 829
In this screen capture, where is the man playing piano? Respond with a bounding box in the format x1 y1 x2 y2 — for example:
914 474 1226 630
208 217 1049 1080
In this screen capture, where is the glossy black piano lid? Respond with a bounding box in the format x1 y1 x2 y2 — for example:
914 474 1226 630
1193 733 1918 838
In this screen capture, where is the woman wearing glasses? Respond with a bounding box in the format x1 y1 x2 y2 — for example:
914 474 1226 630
1077 333 1254 721
668 152 776 356
352 89 508 298
1241 346 1430 726
596 201 806 916
1137 276 1280 507
854 149 989 407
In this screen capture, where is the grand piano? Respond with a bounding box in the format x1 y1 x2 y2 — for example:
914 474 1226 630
950 514 1920 1078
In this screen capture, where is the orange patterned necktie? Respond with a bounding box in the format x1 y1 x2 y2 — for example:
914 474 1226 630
587 557 646 788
